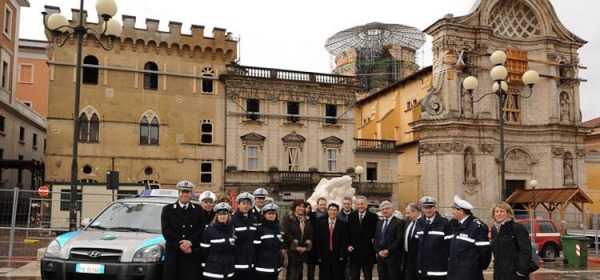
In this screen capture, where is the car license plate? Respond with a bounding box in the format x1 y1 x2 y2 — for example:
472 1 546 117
75 263 105 274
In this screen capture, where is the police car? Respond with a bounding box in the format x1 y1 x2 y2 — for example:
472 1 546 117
40 189 187 280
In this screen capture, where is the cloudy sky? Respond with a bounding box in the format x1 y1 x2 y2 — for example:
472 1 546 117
19 0 600 121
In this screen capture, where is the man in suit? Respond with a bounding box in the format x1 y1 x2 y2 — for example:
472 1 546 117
403 202 421 280
161 180 206 280
316 203 349 280
374 200 405 280
347 195 378 280
307 197 328 280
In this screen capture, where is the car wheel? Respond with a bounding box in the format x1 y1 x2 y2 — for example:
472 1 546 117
541 244 558 262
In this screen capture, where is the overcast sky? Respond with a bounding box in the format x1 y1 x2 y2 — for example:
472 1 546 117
18 0 600 121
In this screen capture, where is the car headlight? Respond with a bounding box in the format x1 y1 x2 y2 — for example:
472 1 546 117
133 244 163 263
44 240 61 258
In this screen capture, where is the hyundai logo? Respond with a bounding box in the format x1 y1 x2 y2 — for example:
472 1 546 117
88 251 102 258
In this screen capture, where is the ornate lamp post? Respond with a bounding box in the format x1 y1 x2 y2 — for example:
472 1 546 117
462 50 539 200
529 179 539 243
42 0 122 231
355 165 364 194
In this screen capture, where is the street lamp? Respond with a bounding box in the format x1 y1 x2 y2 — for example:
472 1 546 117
462 50 539 200
529 179 539 243
42 0 122 231
355 165 364 194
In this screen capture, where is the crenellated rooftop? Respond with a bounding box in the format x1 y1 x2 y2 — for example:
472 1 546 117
44 6 238 60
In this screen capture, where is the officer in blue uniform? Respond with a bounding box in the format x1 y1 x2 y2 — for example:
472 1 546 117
250 187 269 222
254 203 285 280
447 195 492 280
415 196 453 280
202 202 236 280
161 180 206 280
232 192 258 280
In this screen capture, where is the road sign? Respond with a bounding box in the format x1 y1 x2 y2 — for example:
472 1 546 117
38 186 49 197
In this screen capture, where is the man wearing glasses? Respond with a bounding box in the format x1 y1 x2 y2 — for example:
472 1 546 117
415 196 452 280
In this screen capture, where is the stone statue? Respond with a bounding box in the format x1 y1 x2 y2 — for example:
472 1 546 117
560 93 570 122
462 92 473 117
465 149 476 181
564 155 573 183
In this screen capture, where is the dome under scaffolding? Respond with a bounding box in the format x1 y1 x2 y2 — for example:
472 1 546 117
324 22 426 93
325 22 426 57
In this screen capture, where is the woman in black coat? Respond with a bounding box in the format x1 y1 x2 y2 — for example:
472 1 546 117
254 203 284 280
490 202 532 280
281 199 313 280
201 203 236 280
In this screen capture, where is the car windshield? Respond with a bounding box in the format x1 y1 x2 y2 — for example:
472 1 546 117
87 201 164 234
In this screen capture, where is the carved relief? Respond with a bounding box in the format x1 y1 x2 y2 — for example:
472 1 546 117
552 147 565 156
479 143 495 153
419 142 464 155
577 149 586 158
505 149 532 174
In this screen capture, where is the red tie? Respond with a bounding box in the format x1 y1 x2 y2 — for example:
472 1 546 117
329 221 334 251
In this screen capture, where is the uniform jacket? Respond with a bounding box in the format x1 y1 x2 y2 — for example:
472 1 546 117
161 201 206 280
231 211 258 269
373 216 405 265
347 210 378 265
415 213 453 279
315 218 349 262
448 215 492 280
201 209 216 226
281 212 313 265
201 222 236 279
491 220 532 280
254 219 285 274
250 207 264 224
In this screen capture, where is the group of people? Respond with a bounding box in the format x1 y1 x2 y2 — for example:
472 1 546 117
161 180 534 280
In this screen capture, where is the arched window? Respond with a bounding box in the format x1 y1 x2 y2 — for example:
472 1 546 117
140 116 159 145
78 112 100 142
201 67 214 93
144 62 158 90
82 55 99 84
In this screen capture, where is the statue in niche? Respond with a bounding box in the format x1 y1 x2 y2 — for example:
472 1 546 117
464 149 476 182
564 155 574 183
560 93 570 122
462 92 473 117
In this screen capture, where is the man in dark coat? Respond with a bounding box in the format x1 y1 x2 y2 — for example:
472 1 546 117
161 180 206 280
307 197 327 280
415 196 453 280
374 200 405 280
348 195 378 280
402 202 421 280
448 195 492 280
315 203 349 280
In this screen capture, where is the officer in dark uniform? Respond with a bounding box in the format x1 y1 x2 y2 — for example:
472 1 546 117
202 202 236 279
415 196 453 280
232 192 258 280
161 180 206 280
447 195 492 280
254 203 285 280
250 187 268 223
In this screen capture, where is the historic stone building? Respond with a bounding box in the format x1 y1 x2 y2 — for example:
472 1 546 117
583 118 600 212
43 7 236 192
0 0 46 190
221 65 361 200
413 0 588 209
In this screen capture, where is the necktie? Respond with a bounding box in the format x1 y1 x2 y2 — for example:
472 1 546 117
381 219 389 244
329 221 334 251
405 221 415 252
427 219 431 225
359 213 364 224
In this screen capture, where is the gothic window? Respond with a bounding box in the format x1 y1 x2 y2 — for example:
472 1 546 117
78 112 100 142
144 62 158 90
140 115 159 145
82 55 99 84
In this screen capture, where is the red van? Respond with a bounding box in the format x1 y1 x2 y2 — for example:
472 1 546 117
515 218 562 261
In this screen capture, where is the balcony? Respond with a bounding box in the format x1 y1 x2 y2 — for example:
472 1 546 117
354 139 400 153
225 64 358 86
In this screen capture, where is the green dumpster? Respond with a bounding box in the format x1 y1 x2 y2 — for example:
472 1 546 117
561 235 589 266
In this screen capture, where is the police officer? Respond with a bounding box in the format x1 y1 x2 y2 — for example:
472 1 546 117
201 202 236 280
251 187 269 222
161 180 206 280
254 203 285 280
199 190 217 223
415 196 453 280
232 192 258 280
447 195 492 280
